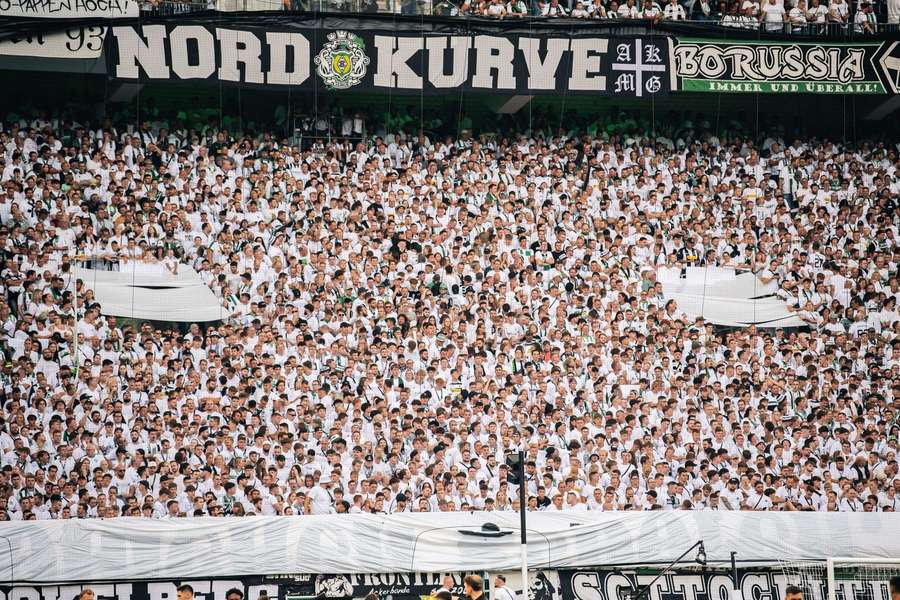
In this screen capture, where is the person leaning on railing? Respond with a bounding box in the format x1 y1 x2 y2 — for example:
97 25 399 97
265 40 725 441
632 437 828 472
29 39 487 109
760 0 787 32
854 1 878 31
505 0 529 15
805 0 828 31
571 2 591 16
540 0 569 16
662 0 687 20
689 0 714 20
827 0 849 29
788 0 809 31
641 0 663 19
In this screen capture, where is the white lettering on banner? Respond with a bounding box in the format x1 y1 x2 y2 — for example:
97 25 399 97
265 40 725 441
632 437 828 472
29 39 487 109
146 582 178 600
112 25 170 79
7 589 41 600
265 32 311 86
169 26 215 79
0 26 104 59
425 36 470 88
471 35 516 89
707 576 735 600
674 42 867 83
610 39 665 97
217 28 264 84
0 0 136 17
106 27 670 94
603 574 631 600
373 35 424 89
614 73 634 93
567 38 607 91
562 571 825 600
568 573 604 600
674 576 704 600
741 574 773 600
518 37 569 90
636 574 667 600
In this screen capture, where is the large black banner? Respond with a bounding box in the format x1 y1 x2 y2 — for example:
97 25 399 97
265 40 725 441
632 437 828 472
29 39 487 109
3 570 898 600
0 577 309 600
103 24 671 96
0 573 483 600
314 572 486 600
560 569 789 600
558 568 897 600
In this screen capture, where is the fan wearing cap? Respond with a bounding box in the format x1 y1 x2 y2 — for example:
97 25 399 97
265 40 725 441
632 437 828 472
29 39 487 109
305 473 335 515
721 477 743 511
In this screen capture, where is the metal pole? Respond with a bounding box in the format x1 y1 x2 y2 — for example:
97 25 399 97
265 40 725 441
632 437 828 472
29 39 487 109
518 450 527 600
631 541 704 600
731 552 738 593
826 559 836 600
73 264 80 376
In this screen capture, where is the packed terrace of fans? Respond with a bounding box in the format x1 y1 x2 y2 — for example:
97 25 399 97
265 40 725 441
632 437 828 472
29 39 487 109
0 109 898 519
148 0 899 32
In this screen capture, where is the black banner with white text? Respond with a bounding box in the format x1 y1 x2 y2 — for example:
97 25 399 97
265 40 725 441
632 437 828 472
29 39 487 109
103 24 671 96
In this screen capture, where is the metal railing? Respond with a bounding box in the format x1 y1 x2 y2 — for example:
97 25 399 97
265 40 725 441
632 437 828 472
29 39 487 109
146 0 900 31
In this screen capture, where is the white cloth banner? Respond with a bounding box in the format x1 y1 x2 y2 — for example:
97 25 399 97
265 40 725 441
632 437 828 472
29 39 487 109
667 293 806 327
76 264 224 322
88 284 225 322
661 269 795 327
664 272 779 299
0 0 138 18
75 264 206 288
0 26 105 58
0 512 898 583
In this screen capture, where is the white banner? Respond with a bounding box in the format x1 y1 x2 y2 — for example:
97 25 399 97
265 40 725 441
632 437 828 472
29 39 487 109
0 26 105 58
0 0 137 18
1 512 899 583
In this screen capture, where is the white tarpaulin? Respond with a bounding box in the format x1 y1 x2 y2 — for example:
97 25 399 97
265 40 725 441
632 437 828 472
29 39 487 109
663 272 779 299
660 269 798 328
0 512 897 583
86 284 225 322
76 264 224 322
75 264 205 288
0 0 138 18
666 294 806 328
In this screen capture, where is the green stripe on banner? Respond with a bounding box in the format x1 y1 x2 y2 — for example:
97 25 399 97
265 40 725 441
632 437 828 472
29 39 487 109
681 79 886 93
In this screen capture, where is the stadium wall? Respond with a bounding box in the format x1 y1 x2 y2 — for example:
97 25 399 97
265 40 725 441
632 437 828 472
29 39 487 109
0 568 851 600
0 512 898 584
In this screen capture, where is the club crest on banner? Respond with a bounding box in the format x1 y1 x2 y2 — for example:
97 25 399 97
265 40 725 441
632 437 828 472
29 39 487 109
315 31 370 90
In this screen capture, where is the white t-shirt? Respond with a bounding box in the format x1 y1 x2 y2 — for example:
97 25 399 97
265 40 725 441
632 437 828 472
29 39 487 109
807 3 828 20
762 3 786 21
663 2 686 17
308 485 334 515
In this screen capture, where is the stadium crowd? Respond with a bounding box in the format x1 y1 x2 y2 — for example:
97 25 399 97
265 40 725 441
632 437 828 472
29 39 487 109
452 0 894 33
147 0 900 31
0 108 898 521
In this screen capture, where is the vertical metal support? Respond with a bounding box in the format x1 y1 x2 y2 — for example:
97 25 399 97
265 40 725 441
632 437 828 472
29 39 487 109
731 551 740 600
518 450 527 600
826 559 836 600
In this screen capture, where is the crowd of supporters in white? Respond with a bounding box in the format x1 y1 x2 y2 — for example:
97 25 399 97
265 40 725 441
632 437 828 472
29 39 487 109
0 112 899 520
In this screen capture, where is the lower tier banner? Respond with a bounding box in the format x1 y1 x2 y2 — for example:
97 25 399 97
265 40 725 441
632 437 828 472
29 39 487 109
1 568 898 600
